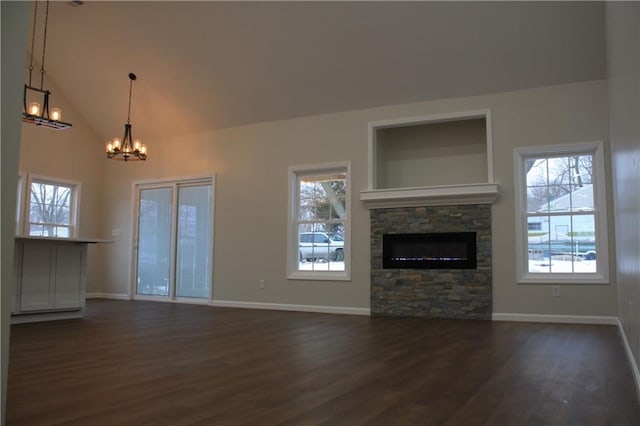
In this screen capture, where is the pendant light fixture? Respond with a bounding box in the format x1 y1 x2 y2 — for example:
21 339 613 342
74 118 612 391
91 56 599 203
105 73 148 161
22 0 72 130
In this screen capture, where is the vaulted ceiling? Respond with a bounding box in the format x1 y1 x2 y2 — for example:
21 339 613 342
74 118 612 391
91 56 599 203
32 1 606 142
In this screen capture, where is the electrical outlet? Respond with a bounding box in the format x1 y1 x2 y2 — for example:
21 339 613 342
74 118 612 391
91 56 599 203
552 286 560 297
259 279 265 289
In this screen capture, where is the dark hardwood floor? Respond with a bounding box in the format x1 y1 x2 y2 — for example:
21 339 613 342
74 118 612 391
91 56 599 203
7 300 640 425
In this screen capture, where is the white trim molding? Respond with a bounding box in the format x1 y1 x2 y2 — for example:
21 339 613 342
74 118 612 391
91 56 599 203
11 311 82 324
133 295 209 305
360 183 499 209
211 299 370 316
618 319 640 402
86 292 130 300
492 313 618 325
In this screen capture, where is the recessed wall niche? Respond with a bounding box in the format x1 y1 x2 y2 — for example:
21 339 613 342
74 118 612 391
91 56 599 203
368 110 493 190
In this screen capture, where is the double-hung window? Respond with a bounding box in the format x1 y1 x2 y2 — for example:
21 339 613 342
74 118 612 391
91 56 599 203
288 162 350 280
514 142 609 284
22 175 80 238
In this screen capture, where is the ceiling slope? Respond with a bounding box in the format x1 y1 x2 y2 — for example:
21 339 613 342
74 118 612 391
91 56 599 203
33 1 605 141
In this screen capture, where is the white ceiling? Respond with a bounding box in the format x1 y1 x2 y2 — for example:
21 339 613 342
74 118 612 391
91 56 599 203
32 1 606 142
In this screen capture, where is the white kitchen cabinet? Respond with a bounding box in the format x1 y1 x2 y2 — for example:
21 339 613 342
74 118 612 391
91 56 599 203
13 236 108 323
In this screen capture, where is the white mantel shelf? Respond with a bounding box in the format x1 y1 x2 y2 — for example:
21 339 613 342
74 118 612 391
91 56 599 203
360 183 499 209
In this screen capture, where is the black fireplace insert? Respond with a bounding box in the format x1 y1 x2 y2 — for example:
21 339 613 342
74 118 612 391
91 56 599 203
383 232 477 269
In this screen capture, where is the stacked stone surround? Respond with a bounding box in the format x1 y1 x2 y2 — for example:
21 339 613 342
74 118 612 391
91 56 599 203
370 205 492 320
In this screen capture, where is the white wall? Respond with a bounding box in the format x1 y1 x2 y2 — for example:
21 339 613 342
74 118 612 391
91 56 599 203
1 3 30 423
606 2 640 385
101 79 617 317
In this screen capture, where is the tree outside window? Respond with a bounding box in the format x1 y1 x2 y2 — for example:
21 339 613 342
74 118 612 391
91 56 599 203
27 179 77 238
525 153 595 273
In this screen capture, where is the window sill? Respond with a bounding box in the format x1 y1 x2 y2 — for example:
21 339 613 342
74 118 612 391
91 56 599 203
517 273 609 285
287 271 351 282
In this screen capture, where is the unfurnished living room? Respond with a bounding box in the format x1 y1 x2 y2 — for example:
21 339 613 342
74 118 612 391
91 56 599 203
1 1 639 425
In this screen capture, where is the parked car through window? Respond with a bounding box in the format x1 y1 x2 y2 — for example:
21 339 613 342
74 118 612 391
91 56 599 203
299 232 344 261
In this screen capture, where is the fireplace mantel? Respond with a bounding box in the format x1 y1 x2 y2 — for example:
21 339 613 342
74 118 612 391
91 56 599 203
360 183 499 209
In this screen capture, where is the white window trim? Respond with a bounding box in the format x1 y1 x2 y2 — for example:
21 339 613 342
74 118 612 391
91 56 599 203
16 172 24 234
287 161 351 281
513 141 609 284
22 173 81 239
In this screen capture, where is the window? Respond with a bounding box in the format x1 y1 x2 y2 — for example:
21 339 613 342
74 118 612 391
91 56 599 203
288 162 350 280
23 175 80 238
514 142 609 284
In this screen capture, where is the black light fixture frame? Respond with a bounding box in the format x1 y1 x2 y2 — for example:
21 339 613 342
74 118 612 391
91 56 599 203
22 0 72 130
22 85 72 130
106 73 147 161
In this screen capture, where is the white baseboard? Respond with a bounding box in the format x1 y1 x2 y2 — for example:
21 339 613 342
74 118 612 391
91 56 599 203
86 292 130 300
86 295 369 316
492 313 618 325
617 319 640 403
11 310 82 324
211 299 370 316
133 295 209 305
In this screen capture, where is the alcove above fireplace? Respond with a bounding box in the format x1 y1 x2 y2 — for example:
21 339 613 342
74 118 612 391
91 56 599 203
360 109 499 209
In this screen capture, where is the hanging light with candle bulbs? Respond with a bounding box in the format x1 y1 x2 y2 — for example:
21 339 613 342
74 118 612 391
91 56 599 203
22 0 72 130
105 73 147 161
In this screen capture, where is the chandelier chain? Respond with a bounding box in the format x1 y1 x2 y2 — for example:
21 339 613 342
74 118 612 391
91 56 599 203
40 0 50 90
28 0 39 86
127 77 133 124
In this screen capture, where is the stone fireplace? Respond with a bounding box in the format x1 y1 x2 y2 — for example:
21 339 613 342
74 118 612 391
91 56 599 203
370 204 492 320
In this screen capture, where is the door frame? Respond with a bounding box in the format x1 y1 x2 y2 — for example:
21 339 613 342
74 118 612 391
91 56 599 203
131 174 215 305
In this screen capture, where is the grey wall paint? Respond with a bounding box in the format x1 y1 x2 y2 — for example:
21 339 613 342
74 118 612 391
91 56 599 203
100 80 617 318
606 1 640 387
1 3 29 423
378 118 488 188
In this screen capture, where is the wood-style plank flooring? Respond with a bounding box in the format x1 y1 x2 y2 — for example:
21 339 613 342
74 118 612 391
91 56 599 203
7 300 640 425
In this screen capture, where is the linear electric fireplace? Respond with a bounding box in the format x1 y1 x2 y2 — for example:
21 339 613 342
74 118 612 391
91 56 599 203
383 232 477 269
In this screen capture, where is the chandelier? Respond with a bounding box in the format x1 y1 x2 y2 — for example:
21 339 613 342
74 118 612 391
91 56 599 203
22 0 72 130
105 73 148 161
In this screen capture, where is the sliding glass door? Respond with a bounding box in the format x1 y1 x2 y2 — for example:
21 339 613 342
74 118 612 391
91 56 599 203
135 178 214 302
137 187 173 296
175 184 213 298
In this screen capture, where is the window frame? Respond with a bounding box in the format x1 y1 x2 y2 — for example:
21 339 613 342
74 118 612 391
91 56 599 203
287 161 351 281
22 174 81 239
16 173 24 234
514 141 609 284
